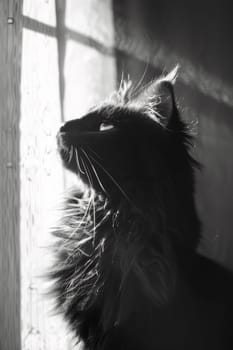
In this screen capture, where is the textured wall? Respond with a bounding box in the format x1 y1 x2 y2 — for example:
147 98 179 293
21 0 116 349
21 1 70 349
0 1 22 349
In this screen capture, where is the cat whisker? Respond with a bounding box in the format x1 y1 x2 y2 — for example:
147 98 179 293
69 196 93 238
68 145 74 164
81 148 108 196
74 148 85 174
80 156 92 188
79 154 97 242
88 211 111 233
62 146 70 162
86 145 103 161
87 153 133 204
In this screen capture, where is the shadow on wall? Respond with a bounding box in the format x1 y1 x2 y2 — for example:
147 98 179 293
112 0 233 269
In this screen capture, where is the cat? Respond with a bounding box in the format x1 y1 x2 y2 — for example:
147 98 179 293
50 67 233 349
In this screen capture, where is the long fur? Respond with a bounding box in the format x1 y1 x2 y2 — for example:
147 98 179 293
49 73 233 349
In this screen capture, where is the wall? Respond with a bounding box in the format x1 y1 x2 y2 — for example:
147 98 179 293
21 0 116 349
21 1 67 349
0 1 22 349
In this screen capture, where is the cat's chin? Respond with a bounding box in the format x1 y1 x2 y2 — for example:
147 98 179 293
56 132 75 171
57 131 69 150
56 136 95 185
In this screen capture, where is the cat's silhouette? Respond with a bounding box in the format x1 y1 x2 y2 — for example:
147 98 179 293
50 68 233 349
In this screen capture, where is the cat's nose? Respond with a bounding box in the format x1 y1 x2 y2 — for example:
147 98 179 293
59 119 79 132
60 123 66 132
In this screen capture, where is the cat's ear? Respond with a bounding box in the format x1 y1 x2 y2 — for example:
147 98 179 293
132 66 179 125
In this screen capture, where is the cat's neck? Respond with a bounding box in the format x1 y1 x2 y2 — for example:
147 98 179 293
106 179 167 217
101 179 200 260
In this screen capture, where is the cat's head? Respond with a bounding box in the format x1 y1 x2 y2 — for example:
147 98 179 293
57 67 196 202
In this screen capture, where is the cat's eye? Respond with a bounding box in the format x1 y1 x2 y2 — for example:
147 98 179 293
99 122 114 131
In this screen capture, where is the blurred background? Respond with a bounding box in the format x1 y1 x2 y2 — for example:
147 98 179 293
0 0 232 349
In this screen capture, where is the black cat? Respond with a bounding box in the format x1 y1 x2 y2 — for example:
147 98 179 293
51 68 233 349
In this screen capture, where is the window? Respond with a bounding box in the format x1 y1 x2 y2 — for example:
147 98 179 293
20 1 116 349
